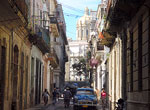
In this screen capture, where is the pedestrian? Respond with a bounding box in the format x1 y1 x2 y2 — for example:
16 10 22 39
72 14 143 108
56 87 60 102
100 88 111 110
63 87 72 108
95 88 100 101
42 89 50 105
52 88 57 105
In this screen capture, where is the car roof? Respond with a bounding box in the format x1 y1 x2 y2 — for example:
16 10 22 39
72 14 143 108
77 88 94 91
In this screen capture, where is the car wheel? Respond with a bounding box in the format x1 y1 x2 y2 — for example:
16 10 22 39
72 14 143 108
73 105 78 110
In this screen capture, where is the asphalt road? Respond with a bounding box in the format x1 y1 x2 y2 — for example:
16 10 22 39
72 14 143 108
45 99 108 110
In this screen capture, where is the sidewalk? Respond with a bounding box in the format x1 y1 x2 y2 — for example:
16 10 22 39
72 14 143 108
25 104 51 110
25 103 51 110
25 100 53 110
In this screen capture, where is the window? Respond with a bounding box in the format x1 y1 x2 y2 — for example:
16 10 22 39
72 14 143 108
40 10 42 26
97 43 104 50
130 32 133 92
138 18 143 91
86 29 88 37
54 37 56 42
81 30 83 40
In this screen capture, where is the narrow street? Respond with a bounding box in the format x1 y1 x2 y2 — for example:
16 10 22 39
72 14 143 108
0 0 150 110
27 99 108 110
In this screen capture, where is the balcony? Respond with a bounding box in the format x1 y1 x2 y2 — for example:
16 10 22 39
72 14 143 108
8 0 28 24
106 0 145 32
47 48 59 68
59 23 68 45
31 25 50 54
97 42 104 51
50 17 60 37
101 31 115 46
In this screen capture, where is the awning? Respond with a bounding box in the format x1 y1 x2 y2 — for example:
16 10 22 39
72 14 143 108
98 32 104 39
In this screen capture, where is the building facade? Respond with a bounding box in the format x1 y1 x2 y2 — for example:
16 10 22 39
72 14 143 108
67 39 88 81
0 0 67 110
100 0 150 110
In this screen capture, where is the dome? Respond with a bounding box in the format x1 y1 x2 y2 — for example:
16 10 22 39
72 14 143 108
77 7 91 26
77 16 90 26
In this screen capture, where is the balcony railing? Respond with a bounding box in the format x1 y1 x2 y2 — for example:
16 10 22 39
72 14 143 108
47 48 59 68
97 43 104 51
50 17 57 24
14 0 28 18
8 0 28 23
50 17 60 37
34 25 50 53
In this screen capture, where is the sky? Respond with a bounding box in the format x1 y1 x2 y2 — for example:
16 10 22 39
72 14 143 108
57 0 101 40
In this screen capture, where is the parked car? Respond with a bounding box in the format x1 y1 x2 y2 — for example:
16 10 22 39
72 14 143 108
73 88 98 110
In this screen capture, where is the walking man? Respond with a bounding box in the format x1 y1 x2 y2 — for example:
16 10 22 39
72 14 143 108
42 89 50 105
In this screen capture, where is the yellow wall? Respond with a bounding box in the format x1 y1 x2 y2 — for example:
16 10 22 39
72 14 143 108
0 25 31 110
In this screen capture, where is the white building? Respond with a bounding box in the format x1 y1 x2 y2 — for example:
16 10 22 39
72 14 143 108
68 39 88 81
65 7 97 82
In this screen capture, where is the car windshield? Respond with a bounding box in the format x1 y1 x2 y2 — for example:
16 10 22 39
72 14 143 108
76 90 94 95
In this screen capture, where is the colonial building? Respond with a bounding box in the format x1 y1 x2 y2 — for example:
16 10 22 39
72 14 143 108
53 3 68 90
101 0 150 110
77 7 91 41
0 0 32 110
65 7 97 82
67 39 88 81
0 0 67 110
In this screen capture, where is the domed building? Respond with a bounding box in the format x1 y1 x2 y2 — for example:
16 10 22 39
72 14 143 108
76 7 91 41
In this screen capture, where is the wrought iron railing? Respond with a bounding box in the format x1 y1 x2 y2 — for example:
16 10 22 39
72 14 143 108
35 25 50 46
50 48 59 64
13 0 28 20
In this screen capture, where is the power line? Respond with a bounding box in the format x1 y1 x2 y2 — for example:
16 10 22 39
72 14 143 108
58 2 84 13
64 12 82 18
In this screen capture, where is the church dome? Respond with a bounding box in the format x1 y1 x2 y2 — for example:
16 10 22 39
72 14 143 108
77 7 91 26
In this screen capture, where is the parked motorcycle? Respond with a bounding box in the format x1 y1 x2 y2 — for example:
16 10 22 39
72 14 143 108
115 98 124 110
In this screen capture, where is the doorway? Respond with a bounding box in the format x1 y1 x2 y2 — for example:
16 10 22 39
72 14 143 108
12 45 19 110
0 46 6 110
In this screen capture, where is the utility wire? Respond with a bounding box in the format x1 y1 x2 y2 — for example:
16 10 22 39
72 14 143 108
64 12 82 18
58 2 84 13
